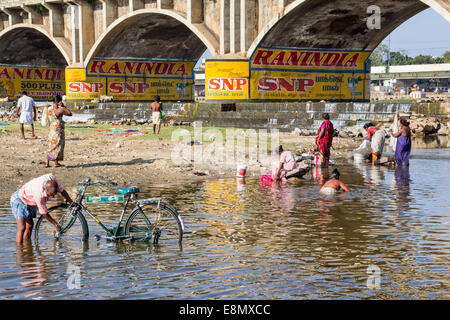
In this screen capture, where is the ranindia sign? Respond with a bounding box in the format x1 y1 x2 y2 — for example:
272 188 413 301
249 47 371 101
67 58 196 101
0 65 65 100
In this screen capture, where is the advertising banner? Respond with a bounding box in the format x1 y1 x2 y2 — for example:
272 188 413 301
67 58 196 101
205 60 249 100
250 47 371 101
0 65 65 101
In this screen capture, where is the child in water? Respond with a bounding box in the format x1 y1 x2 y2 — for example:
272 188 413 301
320 169 350 194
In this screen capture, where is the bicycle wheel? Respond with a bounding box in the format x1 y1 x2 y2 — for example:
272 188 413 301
125 202 183 245
35 204 89 250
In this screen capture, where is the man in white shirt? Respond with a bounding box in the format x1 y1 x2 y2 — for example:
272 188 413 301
16 91 37 139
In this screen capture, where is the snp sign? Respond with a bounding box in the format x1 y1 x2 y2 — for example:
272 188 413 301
367 5 381 30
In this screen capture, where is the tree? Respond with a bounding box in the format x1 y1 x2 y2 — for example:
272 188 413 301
390 51 413 65
411 54 437 64
443 51 450 63
368 43 389 66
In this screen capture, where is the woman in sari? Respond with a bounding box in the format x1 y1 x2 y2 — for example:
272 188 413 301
389 118 411 166
315 113 334 168
45 95 72 167
363 122 386 162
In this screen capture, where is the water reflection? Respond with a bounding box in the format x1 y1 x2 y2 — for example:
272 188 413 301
393 166 411 214
15 242 47 299
0 149 448 299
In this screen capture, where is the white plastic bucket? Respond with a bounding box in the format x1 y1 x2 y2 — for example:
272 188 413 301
236 164 247 177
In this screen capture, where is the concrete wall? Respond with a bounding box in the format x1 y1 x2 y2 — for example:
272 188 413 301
144 0 158 9
258 0 278 33
63 8 72 42
93 0 104 42
117 0 130 18
204 0 221 40
173 0 187 16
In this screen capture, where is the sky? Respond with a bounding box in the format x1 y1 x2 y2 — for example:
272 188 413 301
196 7 450 66
380 8 450 57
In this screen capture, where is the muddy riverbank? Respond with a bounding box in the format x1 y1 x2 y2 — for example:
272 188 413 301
1 121 448 195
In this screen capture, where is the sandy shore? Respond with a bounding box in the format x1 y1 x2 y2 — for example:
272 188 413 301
0 123 366 192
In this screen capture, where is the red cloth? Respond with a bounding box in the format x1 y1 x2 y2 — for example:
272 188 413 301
259 174 274 186
367 126 379 139
315 120 334 158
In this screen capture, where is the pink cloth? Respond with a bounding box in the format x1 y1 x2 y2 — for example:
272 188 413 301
271 151 297 181
367 126 379 139
259 174 274 186
18 174 64 215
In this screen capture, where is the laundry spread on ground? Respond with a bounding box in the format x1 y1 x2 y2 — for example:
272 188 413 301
96 129 148 136
68 125 97 129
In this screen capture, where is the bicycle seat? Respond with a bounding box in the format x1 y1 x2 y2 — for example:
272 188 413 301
116 187 140 195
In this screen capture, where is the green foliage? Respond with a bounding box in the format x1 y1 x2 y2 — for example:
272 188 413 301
368 44 389 66
369 43 447 66
443 51 450 63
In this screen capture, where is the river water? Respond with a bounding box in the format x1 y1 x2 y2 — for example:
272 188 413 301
0 148 449 299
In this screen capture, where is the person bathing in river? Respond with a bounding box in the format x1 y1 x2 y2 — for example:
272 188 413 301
363 122 386 163
315 113 334 168
272 145 298 183
389 118 412 166
10 174 76 244
320 169 350 194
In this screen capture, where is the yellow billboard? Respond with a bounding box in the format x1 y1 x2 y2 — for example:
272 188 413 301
250 47 371 71
251 70 369 100
67 58 196 101
205 60 249 100
250 47 371 101
0 65 65 101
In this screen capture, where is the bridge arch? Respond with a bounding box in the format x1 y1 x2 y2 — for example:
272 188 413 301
247 0 449 58
84 8 219 66
0 24 71 66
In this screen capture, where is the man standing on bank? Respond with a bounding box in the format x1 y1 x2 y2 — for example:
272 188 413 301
151 95 163 135
16 91 37 140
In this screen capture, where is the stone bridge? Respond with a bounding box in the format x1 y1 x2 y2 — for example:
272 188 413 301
0 0 448 102
0 0 448 67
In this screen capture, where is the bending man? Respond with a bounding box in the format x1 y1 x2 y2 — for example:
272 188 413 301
10 174 75 244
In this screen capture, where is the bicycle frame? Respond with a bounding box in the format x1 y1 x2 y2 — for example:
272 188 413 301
68 182 135 240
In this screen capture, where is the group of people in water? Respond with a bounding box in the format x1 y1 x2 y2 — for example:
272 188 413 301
271 111 412 194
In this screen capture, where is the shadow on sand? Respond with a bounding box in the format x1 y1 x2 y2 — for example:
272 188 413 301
66 158 158 169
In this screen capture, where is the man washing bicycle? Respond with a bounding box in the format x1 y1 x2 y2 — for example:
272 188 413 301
10 174 76 244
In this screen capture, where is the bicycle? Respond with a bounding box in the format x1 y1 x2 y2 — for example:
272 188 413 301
34 178 184 246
